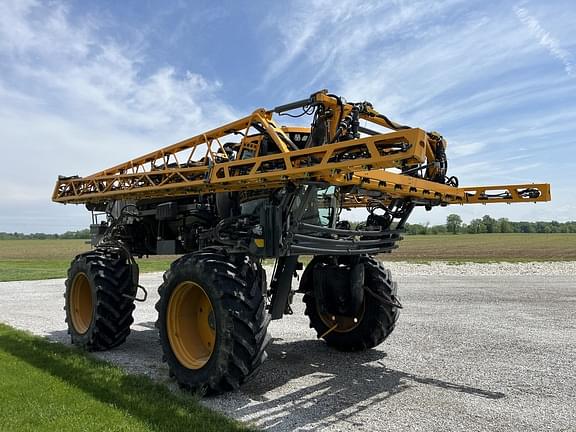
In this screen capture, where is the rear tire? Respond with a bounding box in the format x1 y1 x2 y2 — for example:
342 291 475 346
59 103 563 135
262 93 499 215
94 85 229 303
301 255 400 351
156 251 270 394
65 249 136 350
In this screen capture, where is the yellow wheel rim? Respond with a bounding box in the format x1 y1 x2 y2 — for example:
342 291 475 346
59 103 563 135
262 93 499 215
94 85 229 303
318 301 365 334
167 281 216 370
70 272 93 334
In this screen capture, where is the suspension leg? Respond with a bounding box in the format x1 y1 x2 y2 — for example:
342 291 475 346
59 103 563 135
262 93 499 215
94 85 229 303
269 256 299 320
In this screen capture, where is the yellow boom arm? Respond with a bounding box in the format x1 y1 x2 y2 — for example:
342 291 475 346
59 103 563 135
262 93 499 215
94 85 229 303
52 90 550 207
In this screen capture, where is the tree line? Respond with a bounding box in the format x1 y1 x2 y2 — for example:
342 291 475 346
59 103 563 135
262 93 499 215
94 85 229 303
0 229 91 240
2 216 575 239
405 215 576 235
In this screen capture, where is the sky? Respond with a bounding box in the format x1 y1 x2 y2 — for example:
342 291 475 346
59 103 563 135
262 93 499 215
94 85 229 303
0 0 574 233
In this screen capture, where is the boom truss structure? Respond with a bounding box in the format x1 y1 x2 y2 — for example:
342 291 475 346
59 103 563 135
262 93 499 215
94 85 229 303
52 90 550 207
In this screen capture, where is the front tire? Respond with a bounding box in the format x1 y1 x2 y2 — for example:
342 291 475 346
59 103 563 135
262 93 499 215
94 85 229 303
300 255 400 351
156 251 270 394
65 249 136 350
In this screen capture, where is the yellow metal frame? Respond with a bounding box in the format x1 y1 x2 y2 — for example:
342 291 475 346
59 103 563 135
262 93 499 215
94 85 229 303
52 90 551 207
351 170 550 205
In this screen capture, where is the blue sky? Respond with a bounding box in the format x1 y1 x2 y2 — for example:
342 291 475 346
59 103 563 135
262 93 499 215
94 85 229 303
0 0 574 233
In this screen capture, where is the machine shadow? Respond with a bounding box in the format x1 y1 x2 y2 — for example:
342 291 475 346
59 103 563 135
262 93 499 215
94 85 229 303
45 329 71 344
228 338 505 430
45 325 504 431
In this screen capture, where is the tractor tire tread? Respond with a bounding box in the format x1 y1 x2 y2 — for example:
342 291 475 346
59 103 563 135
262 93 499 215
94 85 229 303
156 251 270 395
65 249 135 351
301 255 400 352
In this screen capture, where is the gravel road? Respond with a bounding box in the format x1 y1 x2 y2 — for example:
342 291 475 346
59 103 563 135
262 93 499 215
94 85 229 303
1 262 575 431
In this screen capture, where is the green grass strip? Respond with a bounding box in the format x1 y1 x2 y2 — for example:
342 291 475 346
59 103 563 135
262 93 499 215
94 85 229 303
0 323 254 432
0 259 174 282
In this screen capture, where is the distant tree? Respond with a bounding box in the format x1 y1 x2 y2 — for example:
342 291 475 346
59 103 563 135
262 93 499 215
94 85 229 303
497 218 512 233
481 215 497 233
405 223 428 235
383 218 576 235
468 218 487 233
517 221 536 233
429 225 447 235
446 214 463 234
0 229 90 240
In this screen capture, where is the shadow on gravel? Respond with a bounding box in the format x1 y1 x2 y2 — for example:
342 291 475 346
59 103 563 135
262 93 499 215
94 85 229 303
44 325 504 431
233 338 505 430
45 329 70 344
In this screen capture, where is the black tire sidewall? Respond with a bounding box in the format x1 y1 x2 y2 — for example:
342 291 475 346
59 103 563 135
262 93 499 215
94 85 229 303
157 256 235 391
301 255 399 351
64 250 135 351
65 255 98 348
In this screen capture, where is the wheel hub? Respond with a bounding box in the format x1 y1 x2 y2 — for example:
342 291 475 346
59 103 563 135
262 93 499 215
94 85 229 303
167 281 216 370
69 272 93 334
318 310 363 333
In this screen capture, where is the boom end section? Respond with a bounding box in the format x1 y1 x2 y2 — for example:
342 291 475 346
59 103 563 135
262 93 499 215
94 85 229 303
461 183 551 204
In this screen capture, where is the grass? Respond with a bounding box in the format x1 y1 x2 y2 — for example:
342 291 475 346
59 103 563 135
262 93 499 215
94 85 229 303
0 234 574 282
0 323 252 432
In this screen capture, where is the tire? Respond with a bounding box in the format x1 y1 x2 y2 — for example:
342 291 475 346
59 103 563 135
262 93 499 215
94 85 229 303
301 255 400 352
65 249 136 350
155 251 270 394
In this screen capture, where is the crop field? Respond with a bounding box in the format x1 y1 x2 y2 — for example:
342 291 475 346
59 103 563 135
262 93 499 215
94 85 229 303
0 234 574 282
390 233 576 262
0 240 174 282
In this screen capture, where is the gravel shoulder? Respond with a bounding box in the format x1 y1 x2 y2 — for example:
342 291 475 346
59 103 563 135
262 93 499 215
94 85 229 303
1 261 575 431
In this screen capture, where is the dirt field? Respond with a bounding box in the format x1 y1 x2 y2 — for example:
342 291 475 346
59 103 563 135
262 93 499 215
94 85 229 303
0 234 574 282
0 240 173 281
392 233 576 261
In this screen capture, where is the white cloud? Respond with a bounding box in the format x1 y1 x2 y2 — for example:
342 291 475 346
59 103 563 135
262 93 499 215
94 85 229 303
514 6 575 77
260 0 573 224
0 0 235 232
449 142 487 158
0 0 572 232
0 3 235 133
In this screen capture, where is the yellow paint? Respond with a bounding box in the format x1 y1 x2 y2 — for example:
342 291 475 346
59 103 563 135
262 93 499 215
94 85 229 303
167 281 215 370
52 90 550 207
